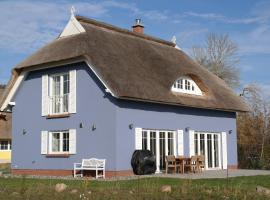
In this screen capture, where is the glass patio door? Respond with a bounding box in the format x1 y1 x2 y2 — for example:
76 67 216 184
142 130 176 172
194 132 221 170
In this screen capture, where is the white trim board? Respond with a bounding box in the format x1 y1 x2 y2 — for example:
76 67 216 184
85 62 116 97
0 72 27 111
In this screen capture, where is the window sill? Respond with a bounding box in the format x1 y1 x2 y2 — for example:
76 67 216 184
46 113 70 119
46 154 70 158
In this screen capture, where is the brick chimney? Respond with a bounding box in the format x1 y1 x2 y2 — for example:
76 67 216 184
132 19 144 34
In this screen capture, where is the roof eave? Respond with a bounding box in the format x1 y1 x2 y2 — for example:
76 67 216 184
117 96 250 113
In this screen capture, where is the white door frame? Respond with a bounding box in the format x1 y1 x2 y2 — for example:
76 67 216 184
142 129 177 173
194 132 222 170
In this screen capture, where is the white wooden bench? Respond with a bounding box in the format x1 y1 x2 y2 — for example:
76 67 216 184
74 158 106 179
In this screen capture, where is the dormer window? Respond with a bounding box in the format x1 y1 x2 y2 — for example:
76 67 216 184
172 76 202 95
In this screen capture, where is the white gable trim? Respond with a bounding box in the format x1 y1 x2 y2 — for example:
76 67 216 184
0 72 27 111
59 15 86 38
85 61 116 97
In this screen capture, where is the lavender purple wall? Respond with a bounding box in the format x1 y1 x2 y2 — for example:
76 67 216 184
11 62 237 172
115 100 237 170
12 63 117 170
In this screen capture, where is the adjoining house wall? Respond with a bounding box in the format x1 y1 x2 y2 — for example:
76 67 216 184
12 62 117 171
115 100 237 171
0 149 11 163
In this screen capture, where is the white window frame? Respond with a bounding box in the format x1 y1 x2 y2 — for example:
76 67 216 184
0 140 11 151
49 130 70 154
172 76 202 95
49 72 70 115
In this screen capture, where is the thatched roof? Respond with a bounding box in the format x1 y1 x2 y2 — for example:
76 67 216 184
3 16 248 112
0 85 11 139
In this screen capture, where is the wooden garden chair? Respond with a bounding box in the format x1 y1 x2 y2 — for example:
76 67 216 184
197 155 205 172
185 156 199 173
165 155 177 174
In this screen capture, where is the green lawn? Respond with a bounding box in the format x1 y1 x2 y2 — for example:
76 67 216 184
0 175 270 199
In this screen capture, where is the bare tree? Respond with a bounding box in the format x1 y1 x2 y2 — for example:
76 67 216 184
192 33 240 89
238 84 270 168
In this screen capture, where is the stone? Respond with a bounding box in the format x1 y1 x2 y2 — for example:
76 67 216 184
256 186 270 196
161 185 172 193
205 189 212 194
70 189 78 194
55 183 67 193
12 192 19 196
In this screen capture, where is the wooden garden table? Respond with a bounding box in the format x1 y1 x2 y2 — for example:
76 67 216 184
175 156 191 174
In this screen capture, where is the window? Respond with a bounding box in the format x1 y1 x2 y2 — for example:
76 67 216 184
171 76 202 95
50 131 69 153
42 69 76 116
49 73 70 114
41 129 76 155
0 140 11 151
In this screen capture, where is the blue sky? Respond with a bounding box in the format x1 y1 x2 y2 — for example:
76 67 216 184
1 0 270 96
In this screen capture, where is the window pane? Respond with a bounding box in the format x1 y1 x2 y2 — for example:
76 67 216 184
194 133 198 155
185 80 191 90
51 76 61 114
159 132 166 169
168 132 174 155
180 79 183 89
52 76 61 96
63 74 70 95
200 134 205 155
150 131 156 155
63 132 69 152
52 133 60 152
214 135 219 167
142 131 147 150
207 134 212 168
0 141 9 150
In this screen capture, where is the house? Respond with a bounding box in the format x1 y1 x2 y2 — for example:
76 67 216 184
0 85 12 163
0 13 248 177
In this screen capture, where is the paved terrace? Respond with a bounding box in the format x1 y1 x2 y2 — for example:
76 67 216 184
151 169 270 179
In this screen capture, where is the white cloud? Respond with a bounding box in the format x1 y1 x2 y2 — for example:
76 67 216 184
183 11 268 25
0 0 109 53
0 0 173 53
234 25 270 55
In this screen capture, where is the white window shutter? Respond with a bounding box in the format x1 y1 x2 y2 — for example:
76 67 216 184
69 129 77 154
177 130 184 156
69 70 77 113
42 75 49 116
41 131 48 154
189 130 195 157
135 128 142 150
221 132 227 169
173 131 177 156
